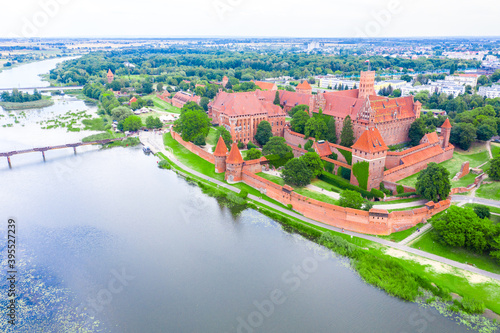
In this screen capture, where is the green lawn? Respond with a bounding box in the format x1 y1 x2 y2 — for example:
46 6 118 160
311 178 343 193
491 143 500 158
464 203 500 216
387 205 425 212
476 181 500 201
256 172 284 185
143 95 181 114
375 197 423 205
398 150 490 188
163 133 224 181
411 230 500 275
450 172 477 188
377 223 424 242
206 127 218 146
294 188 339 206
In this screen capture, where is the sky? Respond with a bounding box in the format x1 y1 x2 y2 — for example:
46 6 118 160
0 0 499 39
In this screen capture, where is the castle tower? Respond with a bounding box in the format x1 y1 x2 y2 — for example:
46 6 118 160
107 69 114 84
441 118 452 149
358 71 376 100
350 127 388 191
225 143 244 183
414 99 422 119
214 136 228 173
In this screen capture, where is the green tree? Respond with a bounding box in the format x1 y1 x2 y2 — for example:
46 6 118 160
291 110 309 134
200 97 210 111
244 148 262 161
120 115 143 132
450 122 476 150
281 158 313 187
145 116 163 129
415 162 451 202
487 156 500 181
111 106 133 122
300 152 324 177
339 190 365 209
304 117 328 140
174 103 210 142
476 124 496 141
215 126 233 150
193 134 206 146
473 205 490 219
262 136 292 158
273 91 280 106
254 121 273 146
340 115 355 147
288 104 309 117
408 118 426 146
142 82 153 94
326 117 337 143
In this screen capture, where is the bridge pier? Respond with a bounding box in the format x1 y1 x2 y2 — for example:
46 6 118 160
73 147 77 155
7 156 11 168
42 151 46 162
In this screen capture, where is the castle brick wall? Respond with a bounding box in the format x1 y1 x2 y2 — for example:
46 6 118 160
381 180 416 195
171 131 215 164
284 128 308 147
242 160 264 174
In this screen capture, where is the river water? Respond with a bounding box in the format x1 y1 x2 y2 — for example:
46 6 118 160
0 59 482 332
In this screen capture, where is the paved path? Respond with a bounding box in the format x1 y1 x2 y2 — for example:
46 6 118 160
451 195 500 209
399 223 433 246
141 131 500 282
373 199 427 210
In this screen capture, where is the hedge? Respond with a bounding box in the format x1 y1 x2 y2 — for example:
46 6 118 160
395 191 417 198
338 148 352 165
319 172 381 199
352 161 369 190
338 166 351 181
324 159 335 173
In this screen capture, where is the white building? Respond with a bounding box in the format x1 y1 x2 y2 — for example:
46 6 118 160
400 84 437 96
478 86 500 99
319 77 357 90
439 85 465 97
444 74 478 87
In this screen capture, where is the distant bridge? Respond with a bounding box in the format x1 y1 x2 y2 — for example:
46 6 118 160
1 137 125 168
0 86 83 92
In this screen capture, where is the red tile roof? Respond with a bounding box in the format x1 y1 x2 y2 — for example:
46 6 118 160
422 132 439 145
369 96 416 123
214 136 228 157
441 118 452 129
129 97 137 104
253 81 276 91
351 127 388 153
226 143 243 164
296 81 312 90
313 141 332 157
401 145 444 166
211 91 286 117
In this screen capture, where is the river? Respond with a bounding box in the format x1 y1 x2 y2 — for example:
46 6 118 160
0 59 483 332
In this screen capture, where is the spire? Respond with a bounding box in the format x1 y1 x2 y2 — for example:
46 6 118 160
441 118 452 129
214 136 228 156
226 142 243 164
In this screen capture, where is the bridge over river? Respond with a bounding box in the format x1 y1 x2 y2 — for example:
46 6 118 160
1 137 125 168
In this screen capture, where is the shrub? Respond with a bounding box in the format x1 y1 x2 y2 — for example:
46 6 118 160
304 139 314 151
395 191 416 197
473 205 490 219
247 141 258 149
237 141 245 149
370 188 384 198
396 185 404 195
158 160 171 169
287 204 293 210
318 172 380 199
238 190 248 198
460 296 485 314
338 166 351 181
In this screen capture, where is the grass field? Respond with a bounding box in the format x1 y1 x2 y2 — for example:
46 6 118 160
164 132 225 181
206 127 218 146
311 178 344 193
387 205 425 212
411 230 500 275
476 181 500 201
256 172 284 185
375 197 422 205
377 223 424 242
463 203 500 215
491 143 500 158
143 95 181 114
398 149 490 188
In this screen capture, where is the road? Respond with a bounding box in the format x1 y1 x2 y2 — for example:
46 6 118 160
140 131 500 282
451 195 500 209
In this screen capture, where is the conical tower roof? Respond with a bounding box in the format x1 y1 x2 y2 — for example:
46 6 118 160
441 118 452 129
226 142 243 164
214 136 228 156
